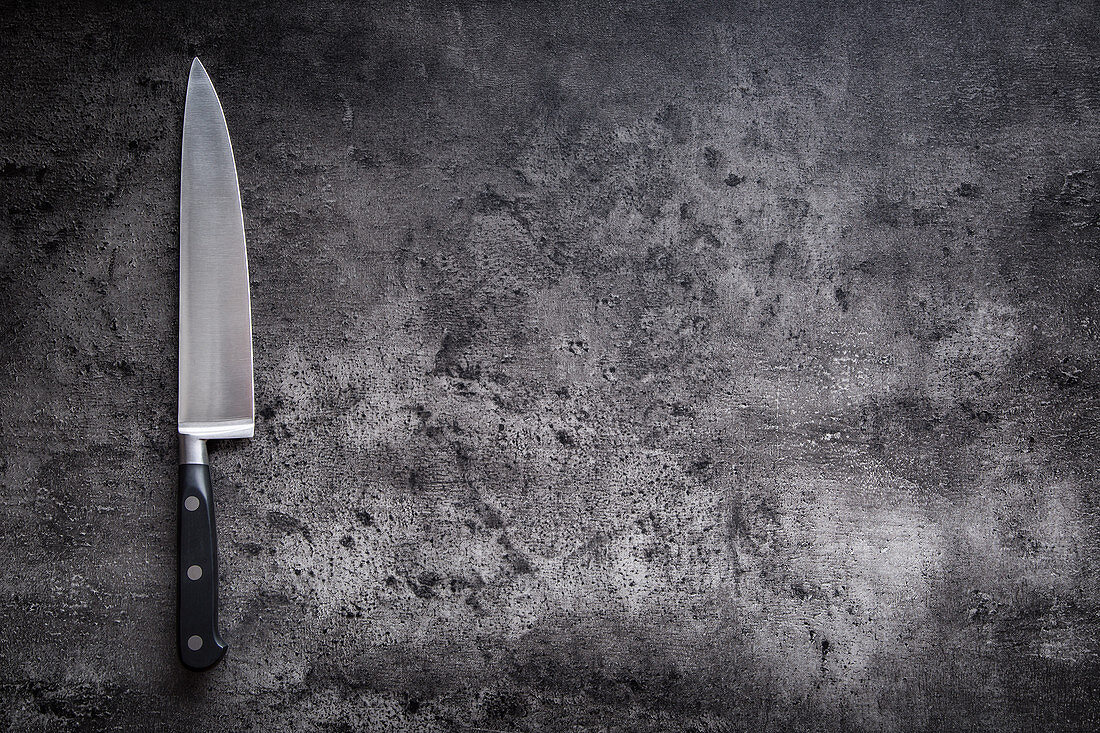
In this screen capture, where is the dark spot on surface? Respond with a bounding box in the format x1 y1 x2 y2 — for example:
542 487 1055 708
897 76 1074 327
556 430 575 446
866 193 904 227
670 402 695 417
403 697 421 714
39 230 64 253
656 104 691 144
1027 169 1100 231
767 240 788 277
473 185 533 233
687 457 711 475
340 535 354 548
0 162 28 177
703 146 722 168
0 162 45 179
267 511 312 541
237 542 263 557
834 287 849 311
967 591 996 624
725 173 745 187
31 683 111 723
1006 531 1041 556
488 370 511 385
108 359 135 376
484 687 528 721
432 319 483 378
911 208 935 226
476 502 505 529
408 571 442 598
959 401 997 424
781 197 810 222
728 497 781 556
355 510 374 527
508 551 534 574
1050 366 1082 388
408 583 434 599
956 182 978 197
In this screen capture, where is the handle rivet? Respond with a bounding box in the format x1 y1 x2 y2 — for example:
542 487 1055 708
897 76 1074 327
187 635 203 651
187 564 203 580
184 496 200 511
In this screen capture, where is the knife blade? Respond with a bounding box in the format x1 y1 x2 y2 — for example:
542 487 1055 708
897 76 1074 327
177 57 253 671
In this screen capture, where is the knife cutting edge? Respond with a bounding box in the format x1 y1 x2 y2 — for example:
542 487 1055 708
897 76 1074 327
177 57 254 670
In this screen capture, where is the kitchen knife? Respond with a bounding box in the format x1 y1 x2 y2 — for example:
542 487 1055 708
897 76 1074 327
177 57 253 671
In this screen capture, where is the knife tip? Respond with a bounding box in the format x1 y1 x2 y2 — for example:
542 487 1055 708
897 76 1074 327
189 57 207 79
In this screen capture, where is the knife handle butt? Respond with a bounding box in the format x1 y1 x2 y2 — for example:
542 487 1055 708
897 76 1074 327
178 463 227 671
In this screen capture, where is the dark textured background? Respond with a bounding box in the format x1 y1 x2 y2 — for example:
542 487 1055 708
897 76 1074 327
2 1 1100 730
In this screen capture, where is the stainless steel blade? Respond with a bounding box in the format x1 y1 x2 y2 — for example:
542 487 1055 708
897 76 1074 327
178 58 254 440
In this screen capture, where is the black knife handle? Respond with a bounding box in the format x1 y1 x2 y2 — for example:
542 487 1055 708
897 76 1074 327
178 462 227 670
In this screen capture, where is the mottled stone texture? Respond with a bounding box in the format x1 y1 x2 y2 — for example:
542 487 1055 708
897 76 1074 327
2 1 1100 730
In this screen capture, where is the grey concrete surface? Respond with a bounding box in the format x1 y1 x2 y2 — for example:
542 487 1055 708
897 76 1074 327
2 1 1100 730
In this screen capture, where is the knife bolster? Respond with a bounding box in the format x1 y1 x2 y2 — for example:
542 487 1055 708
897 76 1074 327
179 433 208 465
